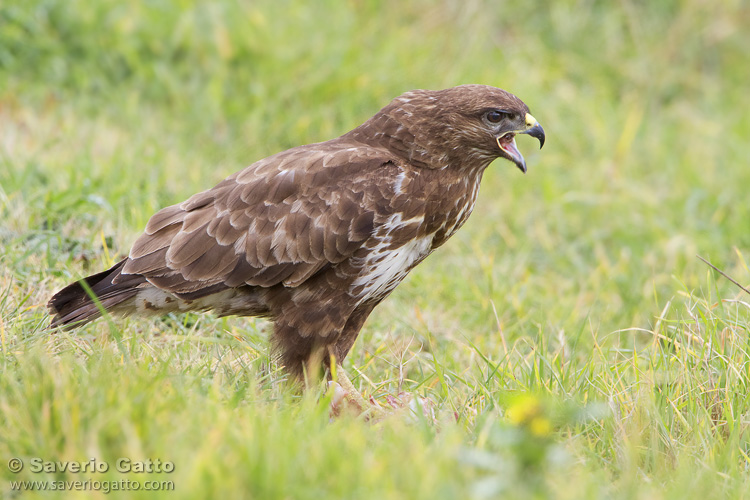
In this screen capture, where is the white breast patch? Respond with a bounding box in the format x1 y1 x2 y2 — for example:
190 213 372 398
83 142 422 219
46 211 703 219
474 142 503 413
352 234 434 302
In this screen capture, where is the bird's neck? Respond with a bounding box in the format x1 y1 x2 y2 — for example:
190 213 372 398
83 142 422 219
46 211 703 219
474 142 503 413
343 109 493 173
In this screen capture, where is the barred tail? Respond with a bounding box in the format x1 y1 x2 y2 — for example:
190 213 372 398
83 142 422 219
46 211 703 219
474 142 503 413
48 259 145 328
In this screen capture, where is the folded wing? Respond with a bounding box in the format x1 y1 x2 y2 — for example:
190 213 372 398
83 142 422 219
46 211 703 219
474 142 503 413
119 145 394 299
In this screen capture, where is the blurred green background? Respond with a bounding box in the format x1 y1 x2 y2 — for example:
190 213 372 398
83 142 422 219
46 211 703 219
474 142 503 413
1 1 749 499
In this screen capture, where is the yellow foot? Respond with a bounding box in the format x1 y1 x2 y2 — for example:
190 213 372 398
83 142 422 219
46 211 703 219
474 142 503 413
328 370 436 424
328 370 387 422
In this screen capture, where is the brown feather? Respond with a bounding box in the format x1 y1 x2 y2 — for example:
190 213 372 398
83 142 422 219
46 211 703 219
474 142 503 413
145 205 185 234
181 242 239 281
129 224 180 260
166 224 215 267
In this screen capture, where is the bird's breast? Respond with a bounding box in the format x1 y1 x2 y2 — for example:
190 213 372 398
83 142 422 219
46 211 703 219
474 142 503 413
350 232 435 303
347 173 483 304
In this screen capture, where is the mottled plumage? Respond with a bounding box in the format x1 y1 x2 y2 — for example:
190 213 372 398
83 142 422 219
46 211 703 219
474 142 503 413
48 84 545 378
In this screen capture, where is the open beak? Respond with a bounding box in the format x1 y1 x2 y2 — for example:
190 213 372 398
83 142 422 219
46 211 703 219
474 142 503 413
496 113 545 173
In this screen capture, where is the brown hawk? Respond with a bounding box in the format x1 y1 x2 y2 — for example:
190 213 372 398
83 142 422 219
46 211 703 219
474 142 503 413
49 84 545 386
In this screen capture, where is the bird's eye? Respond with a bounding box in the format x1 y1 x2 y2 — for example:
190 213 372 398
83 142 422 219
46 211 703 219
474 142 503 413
486 110 508 123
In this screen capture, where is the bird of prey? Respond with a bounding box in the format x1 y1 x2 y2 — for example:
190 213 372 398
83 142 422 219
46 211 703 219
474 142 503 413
49 84 544 406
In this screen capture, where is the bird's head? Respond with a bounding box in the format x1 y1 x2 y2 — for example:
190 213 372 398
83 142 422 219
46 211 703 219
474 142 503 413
372 84 545 173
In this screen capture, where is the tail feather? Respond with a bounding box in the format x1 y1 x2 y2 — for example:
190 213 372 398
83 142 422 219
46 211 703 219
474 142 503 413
48 259 146 328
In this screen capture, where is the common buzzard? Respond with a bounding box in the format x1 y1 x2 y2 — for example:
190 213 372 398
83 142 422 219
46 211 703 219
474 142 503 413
49 84 545 395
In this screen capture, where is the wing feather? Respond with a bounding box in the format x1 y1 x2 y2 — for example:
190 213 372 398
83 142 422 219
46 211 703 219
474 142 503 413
130 224 180 259
145 206 184 233
119 145 402 296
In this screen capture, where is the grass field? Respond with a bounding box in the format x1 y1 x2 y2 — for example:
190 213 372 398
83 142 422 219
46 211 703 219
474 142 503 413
1 1 750 498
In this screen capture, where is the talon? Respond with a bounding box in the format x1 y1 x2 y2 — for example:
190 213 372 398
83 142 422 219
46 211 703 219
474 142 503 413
327 369 388 422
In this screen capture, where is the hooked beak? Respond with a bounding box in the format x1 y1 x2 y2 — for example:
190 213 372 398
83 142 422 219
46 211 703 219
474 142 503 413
496 113 546 173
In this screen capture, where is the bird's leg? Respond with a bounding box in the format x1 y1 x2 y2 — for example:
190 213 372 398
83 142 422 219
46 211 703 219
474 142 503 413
323 308 388 421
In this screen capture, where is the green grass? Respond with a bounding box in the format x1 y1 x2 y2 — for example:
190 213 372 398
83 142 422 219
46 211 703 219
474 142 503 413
1 0 750 498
